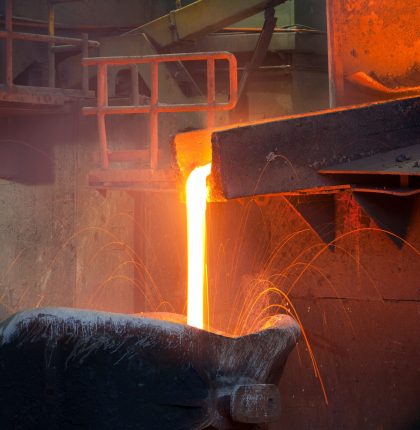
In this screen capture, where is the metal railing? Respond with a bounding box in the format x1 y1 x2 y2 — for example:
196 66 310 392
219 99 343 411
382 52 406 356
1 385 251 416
0 0 99 94
82 52 238 170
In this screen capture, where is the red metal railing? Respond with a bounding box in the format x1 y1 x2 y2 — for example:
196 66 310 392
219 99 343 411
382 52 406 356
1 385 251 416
82 52 238 170
0 0 99 93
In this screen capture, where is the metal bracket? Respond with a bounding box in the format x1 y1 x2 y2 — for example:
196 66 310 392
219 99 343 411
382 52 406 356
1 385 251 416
354 192 417 248
237 7 278 99
285 194 336 245
169 10 179 44
230 384 281 424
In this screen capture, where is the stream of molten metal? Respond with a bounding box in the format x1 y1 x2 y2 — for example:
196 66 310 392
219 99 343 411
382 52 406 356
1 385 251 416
186 163 211 329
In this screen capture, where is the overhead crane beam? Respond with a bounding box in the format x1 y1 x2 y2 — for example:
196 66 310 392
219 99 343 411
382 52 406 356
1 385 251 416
125 0 287 48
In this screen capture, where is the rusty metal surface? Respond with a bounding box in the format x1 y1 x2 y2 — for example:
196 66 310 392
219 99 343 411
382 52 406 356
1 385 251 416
1 0 98 106
0 103 70 116
346 72 420 99
0 85 93 105
351 186 420 197
320 144 420 176
174 95 420 199
203 194 420 429
0 85 65 105
278 298 420 430
0 24 100 46
88 168 178 192
83 52 237 185
0 307 300 429
327 0 420 106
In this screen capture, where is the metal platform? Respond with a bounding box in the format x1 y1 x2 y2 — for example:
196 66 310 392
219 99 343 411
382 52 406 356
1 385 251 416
0 0 98 114
319 144 420 176
0 85 94 106
88 168 178 192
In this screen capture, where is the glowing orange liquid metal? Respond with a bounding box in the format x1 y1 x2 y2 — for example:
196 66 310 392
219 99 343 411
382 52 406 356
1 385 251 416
186 163 211 329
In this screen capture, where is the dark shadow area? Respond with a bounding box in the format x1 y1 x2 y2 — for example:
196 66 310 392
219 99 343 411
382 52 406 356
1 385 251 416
0 114 79 185
0 137 54 185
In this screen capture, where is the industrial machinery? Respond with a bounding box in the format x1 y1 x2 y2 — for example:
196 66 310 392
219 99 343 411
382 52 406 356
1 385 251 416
0 307 300 429
0 0 419 429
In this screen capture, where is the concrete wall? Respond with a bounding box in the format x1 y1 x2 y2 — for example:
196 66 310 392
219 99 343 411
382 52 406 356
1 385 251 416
0 112 136 320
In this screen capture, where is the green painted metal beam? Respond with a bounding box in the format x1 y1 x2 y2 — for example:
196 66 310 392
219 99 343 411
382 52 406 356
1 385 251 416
125 0 287 48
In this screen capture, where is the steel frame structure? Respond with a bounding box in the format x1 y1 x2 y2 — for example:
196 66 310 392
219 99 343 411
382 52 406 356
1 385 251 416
0 0 99 103
82 52 238 174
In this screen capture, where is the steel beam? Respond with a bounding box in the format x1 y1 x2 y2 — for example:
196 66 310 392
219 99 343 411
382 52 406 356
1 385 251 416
320 144 420 176
174 95 420 200
0 84 93 105
189 32 297 53
88 168 178 192
60 33 200 104
125 0 287 48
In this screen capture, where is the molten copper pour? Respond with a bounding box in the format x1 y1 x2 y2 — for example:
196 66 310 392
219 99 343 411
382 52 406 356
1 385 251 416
186 163 211 329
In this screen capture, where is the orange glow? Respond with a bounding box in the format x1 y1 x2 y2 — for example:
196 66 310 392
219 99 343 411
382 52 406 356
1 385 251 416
186 163 211 329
